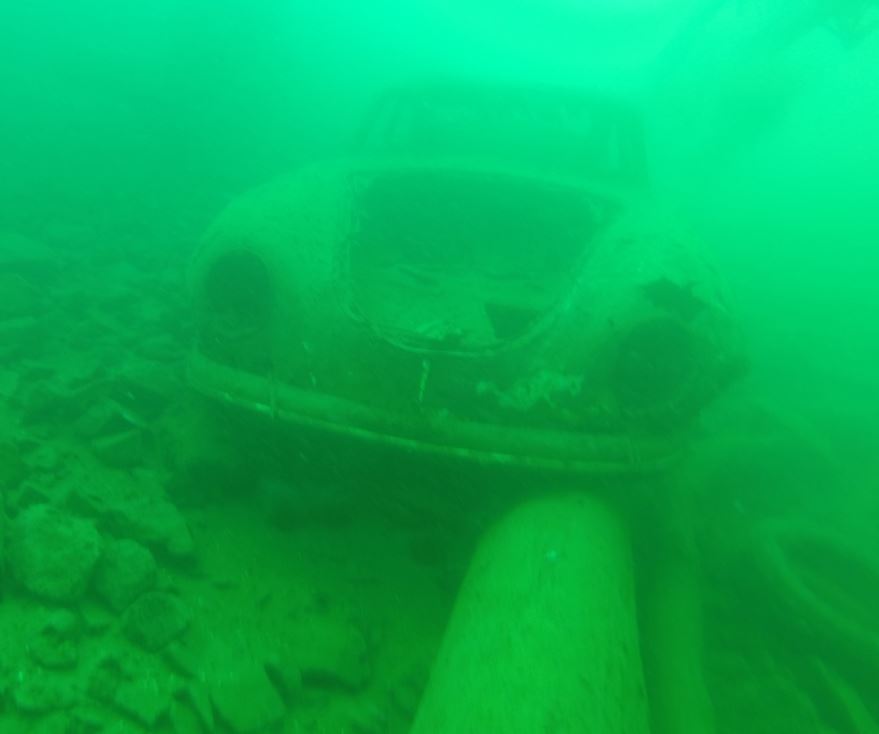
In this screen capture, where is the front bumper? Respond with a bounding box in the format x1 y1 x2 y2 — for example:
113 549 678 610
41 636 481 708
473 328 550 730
189 351 684 477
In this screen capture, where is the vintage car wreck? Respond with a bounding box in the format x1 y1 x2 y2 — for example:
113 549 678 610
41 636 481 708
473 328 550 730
188 82 748 733
189 82 744 477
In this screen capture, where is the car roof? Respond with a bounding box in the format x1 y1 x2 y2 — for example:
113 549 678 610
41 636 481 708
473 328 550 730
352 80 649 190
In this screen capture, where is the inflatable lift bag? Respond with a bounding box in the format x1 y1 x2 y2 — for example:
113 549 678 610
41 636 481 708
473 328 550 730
411 493 650 734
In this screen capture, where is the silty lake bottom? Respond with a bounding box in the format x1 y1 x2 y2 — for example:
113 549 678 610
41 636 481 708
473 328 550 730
0 3 877 733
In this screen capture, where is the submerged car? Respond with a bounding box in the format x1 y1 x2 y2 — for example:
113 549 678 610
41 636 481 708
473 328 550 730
188 81 744 476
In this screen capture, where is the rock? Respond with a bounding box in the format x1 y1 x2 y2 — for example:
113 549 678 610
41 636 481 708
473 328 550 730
74 400 140 440
11 479 55 512
0 441 30 491
170 699 208 734
163 627 208 679
87 654 125 704
0 368 20 398
185 681 215 732
288 615 371 691
30 609 80 670
263 652 302 704
32 713 72 734
93 538 157 611
388 668 427 722
0 315 45 362
0 664 10 702
13 668 77 713
86 648 179 727
344 700 389 733
111 496 194 559
136 335 185 363
91 430 146 470
0 231 63 280
112 366 179 423
0 272 43 318
79 598 116 634
70 479 194 560
102 721 148 734
25 442 63 473
72 392 155 471
114 676 173 728
124 591 190 652
68 704 109 732
210 663 286 733
87 651 144 704
0 508 5 595
8 504 102 602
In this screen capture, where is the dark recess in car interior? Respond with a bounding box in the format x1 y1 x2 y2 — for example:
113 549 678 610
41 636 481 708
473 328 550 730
346 168 614 350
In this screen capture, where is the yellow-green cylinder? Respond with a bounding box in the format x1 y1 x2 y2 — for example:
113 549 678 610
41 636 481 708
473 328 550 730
411 492 649 734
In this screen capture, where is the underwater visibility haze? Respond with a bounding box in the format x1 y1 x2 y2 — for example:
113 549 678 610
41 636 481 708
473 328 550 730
0 1 878 732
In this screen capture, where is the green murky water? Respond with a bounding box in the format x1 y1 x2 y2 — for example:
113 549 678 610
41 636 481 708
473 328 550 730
1 3 877 733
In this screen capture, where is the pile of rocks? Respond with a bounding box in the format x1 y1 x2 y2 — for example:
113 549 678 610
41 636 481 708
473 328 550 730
0 433 378 733
0 228 388 732
0 484 196 728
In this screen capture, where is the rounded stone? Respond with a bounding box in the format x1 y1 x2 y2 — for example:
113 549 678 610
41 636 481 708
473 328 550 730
30 609 80 669
9 504 102 603
93 538 157 612
123 591 189 652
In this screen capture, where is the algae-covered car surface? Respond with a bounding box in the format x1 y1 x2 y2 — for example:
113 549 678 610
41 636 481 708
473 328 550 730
188 82 744 475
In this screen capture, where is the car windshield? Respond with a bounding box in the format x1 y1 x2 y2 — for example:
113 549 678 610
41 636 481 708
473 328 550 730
354 82 648 188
